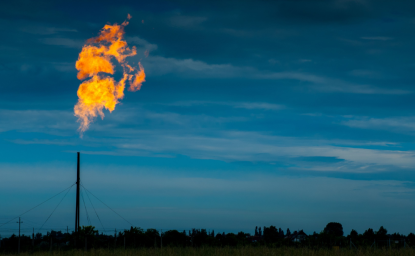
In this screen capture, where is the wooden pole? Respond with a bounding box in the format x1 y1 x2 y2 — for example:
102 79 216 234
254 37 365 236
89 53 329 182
75 152 80 247
17 217 22 254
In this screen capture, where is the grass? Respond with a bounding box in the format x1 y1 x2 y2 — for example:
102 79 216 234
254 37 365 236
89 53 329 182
1 247 415 256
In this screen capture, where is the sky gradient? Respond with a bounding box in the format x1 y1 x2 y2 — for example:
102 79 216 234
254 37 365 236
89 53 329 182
1 0 415 237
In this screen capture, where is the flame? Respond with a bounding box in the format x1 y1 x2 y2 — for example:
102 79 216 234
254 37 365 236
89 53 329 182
74 15 145 136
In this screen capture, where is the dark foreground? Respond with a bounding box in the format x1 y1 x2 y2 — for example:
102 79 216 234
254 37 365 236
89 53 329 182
1 247 415 256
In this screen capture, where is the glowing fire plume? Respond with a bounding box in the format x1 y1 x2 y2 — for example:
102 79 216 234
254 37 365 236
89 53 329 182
74 14 145 136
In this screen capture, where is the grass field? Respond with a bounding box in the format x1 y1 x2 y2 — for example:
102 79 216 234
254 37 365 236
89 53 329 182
1 247 415 256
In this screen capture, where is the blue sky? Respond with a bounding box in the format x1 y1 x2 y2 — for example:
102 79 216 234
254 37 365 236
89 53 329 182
1 0 415 237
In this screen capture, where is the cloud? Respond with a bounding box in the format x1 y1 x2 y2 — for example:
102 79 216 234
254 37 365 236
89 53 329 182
127 36 158 52
232 102 285 110
3 0 415 236
4 107 414 173
21 26 78 35
135 46 410 95
110 132 415 169
0 109 77 135
166 101 285 111
1 160 415 235
39 38 84 48
259 72 410 95
342 116 415 133
1 162 414 203
1 16 410 99
361 37 393 41
11 139 77 146
133 49 410 95
142 55 254 77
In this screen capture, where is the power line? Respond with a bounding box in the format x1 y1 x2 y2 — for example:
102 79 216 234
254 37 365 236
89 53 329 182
22 219 60 229
80 188 91 226
81 184 134 227
37 184 74 234
82 182 106 233
0 183 76 229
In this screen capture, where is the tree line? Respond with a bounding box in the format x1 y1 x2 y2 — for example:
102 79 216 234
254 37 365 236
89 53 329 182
0 222 414 253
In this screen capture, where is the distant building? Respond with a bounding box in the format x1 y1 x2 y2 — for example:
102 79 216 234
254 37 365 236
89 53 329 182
286 230 307 242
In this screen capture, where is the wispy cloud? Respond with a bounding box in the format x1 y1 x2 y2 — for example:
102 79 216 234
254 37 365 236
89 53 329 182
39 38 84 48
111 133 415 169
2 163 414 203
361 36 393 41
126 36 158 52
30 32 408 96
2 161 415 233
139 53 410 95
342 116 415 133
259 72 410 95
0 109 77 135
141 55 254 77
232 102 285 110
166 101 285 110
19 24 78 35
4 108 413 172
11 139 77 146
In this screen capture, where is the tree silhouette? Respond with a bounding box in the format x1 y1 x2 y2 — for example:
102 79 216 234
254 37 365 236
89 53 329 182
263 226 279 243
377 226 387 236
324 222 343 236
163 230 186 247
349 229 358 237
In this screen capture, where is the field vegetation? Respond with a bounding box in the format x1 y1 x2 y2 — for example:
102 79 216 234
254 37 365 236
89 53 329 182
1 247 415 256
1 223 414 255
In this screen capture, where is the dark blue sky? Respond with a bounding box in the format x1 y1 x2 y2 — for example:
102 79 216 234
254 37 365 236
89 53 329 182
1 0 415 236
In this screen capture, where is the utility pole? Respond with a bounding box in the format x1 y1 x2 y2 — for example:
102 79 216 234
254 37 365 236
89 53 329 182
17 217 23 254
75 152 80 248
32 228 34 247
160 229 162 249
115 229 117 248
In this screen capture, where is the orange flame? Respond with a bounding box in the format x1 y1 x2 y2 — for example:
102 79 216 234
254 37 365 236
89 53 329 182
74 15 146 136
